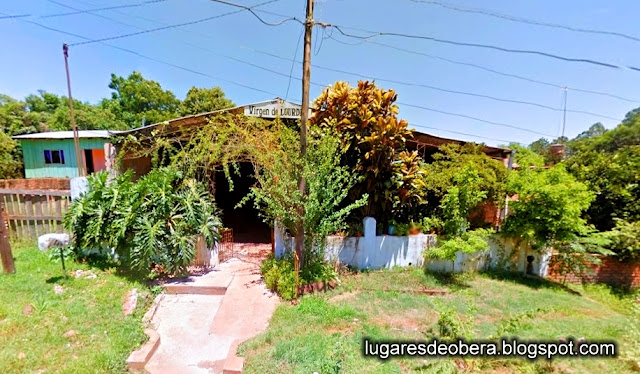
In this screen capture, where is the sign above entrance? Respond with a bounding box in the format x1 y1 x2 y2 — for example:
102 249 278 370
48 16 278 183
243 100 308 119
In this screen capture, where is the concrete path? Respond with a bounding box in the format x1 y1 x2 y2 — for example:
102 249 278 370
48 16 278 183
144 244 279 374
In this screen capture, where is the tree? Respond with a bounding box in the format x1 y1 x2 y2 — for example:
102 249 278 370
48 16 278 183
502 165 594 249
309 80 420 224
419 143 507 225
104 71 180 128
564 110 640 230
0 131 22 179
48 100 128 131
178 86 234 116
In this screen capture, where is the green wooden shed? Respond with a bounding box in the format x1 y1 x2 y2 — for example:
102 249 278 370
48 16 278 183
12 130 120 178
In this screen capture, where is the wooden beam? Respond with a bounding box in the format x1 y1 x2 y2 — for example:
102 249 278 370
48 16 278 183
0 189 71 197
0 200 15 274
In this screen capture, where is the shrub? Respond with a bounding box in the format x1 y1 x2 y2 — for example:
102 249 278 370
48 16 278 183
437 306 471 339
64 168 222 275
607 219 640 261
425 228 494 272
260 254 337 300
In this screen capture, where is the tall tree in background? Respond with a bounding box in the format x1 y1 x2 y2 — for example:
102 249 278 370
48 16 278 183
178 86 234 116
103 71 180 128
0 131 22 179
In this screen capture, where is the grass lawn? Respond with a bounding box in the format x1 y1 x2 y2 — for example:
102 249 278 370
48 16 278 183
240 267 640 373
0 245 154 373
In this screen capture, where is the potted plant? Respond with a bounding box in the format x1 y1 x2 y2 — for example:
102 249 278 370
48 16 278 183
351 222 364 237
408 221 422 235
421 216 443 235
388 219 398 235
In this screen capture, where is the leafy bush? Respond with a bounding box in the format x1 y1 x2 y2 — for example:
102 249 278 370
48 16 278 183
437 306 471 339
260 254 337 300
64 168 222 275
607 219 640 261
426 228 494 272
419 143 507 220
502 164 594 250
310 80 421 223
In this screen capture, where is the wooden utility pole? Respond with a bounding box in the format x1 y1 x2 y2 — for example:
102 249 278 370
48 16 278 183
63 43 86 177
0 200 15 274
294 0 314 287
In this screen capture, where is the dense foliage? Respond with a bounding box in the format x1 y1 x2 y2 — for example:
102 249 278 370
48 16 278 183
260 254 337 300
502 165 594 249
63 168 222 274
310 81 421 224
243 128 367 267
0 71 234 176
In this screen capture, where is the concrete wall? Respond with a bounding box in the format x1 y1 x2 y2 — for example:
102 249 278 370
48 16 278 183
274 217 553 274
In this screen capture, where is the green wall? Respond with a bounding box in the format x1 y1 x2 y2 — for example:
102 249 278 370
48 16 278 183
20 138 109 178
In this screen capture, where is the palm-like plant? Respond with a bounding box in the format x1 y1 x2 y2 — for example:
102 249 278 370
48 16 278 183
64 168 222 275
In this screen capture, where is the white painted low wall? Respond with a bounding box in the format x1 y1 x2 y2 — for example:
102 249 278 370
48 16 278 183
324 234 436 269
273 217 552 275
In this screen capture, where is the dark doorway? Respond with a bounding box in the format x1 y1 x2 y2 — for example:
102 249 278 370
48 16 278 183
214 162 271 243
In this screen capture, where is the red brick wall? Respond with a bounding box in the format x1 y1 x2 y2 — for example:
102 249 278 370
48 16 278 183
0 178 70 190
547 255 640 289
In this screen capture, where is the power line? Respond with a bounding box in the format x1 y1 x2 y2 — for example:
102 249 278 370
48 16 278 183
330 24 640 72
225 39 621 121
400 102 555 137
0 14 30 19
67 0 283 47
15 17 282 97
207 0 302 27
53 0 640 105
410 123 522 145
10 5 599 140
409 0 640 43
328 34 640 104
18 17 536 141
41 0 168 18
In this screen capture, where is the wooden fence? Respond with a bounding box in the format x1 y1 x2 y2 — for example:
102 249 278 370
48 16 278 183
0 189 71 241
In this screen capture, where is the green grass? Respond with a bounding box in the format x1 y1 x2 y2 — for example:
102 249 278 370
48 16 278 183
240 267 640 374
0 246 154 373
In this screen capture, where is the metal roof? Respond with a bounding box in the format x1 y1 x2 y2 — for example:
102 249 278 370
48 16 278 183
12 130 123 140
119 98 302 135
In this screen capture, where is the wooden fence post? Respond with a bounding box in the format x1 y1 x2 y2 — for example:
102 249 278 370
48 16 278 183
0 199 15 274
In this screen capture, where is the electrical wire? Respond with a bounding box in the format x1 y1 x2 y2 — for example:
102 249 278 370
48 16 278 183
207 0 302 27
330 24 640 71
410 123 522 145
328 35 640 104
0 14 31 19
41 0 167 18
286 26 305 100
14 17 282 97
44 0 640 104
400 102 555 137
68 0 283 47
409 0 640 43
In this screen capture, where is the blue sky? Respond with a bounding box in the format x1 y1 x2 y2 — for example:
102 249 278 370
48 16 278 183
1 0 639 147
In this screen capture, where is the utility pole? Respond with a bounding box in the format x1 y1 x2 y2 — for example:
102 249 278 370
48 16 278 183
0 200 15 274
294 0 313 289
63 43 85 177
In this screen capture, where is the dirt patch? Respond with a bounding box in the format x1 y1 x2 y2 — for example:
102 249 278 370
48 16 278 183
329 291 358 303
371 309 438 333
326 325 354 335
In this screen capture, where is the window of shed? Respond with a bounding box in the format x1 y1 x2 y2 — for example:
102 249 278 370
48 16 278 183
44 150 65 164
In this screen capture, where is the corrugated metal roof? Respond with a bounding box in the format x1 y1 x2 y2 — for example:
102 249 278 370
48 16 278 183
12 130 122 140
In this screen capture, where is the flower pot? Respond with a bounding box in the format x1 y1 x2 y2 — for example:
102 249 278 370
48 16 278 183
409 228 421 235
388 226 396 235
354 232 363 237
